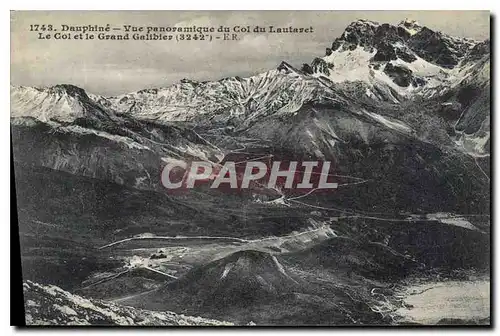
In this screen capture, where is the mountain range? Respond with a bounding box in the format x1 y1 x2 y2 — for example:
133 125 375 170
11 18 491 326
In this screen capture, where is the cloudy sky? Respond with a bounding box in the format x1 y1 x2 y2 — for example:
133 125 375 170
11 11 490 96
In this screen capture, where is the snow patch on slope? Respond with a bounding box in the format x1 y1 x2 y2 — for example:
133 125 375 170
23 280 234 326
322 46 376 83
363 110 413 134
11 85 111 122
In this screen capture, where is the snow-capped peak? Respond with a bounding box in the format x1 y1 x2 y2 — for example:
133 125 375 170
349 19 380 28
398 18 422 36
303 18 488 102
10 84 113 123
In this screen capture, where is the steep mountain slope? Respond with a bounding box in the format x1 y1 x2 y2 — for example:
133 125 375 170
166 249 301 303
80 20 489 157
307 19 485 100
10 20 490 159
245 100 489 215
23 280 233 326
11 84 115 123
100 63 337 126
11 18 490 239
445 42 491 156
305 20 490 158
11 17 490 326
11 85 222 191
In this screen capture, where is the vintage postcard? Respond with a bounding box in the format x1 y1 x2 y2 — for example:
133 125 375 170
10 10 490 326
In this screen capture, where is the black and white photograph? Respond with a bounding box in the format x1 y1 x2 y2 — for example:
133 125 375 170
10 10 491 326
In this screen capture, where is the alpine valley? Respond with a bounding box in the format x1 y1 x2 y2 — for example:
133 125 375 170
12 19 490 326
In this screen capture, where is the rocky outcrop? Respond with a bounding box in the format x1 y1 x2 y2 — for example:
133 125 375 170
372 43 398 62
311 57 333 76
465 39 490 62
408 27 474 68
300 63 314 74
331 19 476 69
23 280 234 326
309 18 482 82
10 85 115 123
383 63 413 87
10 86 224 192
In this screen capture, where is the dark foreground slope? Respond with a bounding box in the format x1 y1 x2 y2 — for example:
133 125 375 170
11 18 490 327
23 280 233 326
